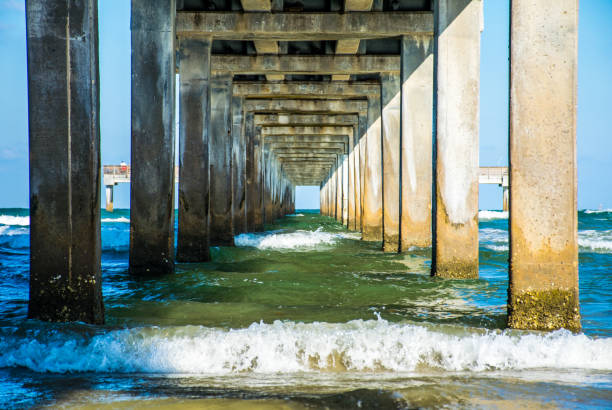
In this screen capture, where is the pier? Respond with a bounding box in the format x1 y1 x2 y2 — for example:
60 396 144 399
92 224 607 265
26 0 579 331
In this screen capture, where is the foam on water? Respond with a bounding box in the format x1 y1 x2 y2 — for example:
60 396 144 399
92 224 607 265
584 209 612 214
0 319 610 374
0 215 29 226
579 229 612 253
101 217 130 223
235 227 347 250
478 210 508 220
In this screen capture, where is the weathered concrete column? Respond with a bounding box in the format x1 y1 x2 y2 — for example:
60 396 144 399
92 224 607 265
357 114 368 232
177 36 211 262
381 73 401 252
502 186 509 212
209 73 234 245
508 0 580 332
130 0 176 275
400 35 434 250
432 0 481 278
245 112 257 231
232 96 247 234
353 124 362 231
105 186 114 212
254 127 265 230
26 0 104 323
336 157 343 223
342 153 349 226
362 97 383 241
347 129 356 230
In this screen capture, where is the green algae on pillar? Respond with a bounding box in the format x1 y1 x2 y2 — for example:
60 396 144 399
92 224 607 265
507 0 580 332
177 36 211 262
26 0 104 323
209 73 234 245
130 0 177 275
432 0 481 279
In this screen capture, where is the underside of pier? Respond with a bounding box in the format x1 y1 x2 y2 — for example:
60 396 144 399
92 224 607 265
26 0 580 332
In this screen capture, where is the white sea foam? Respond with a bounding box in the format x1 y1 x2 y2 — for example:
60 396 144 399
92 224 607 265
478 211 508 220
579 230 612 253
0 215 29 226
479 228 509 251
0 319 610 374
101 217 130 223
0 226 28 236
235 227 345 250
584 209 612 214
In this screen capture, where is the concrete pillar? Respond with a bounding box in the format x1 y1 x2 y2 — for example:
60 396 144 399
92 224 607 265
353 124 362 231
381 73 401 252
362 97 383 241
209 73 234 245
502 186 509 212
130 0 176 275
347 129 356 230
336 158 343 223
105 186 114 212
400 35 434 250
432 0 481 278
177 36 211 262
232 96 247 234
254 127 265 230
357 115 367 232
342 154 349 227
26 0 104 323
508 0 580 332
245 112 258 231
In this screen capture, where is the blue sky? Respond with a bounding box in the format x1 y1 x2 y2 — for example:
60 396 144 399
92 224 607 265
0 0 610 210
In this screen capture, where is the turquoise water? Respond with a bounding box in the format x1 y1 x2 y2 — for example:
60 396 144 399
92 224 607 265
0 208 610 408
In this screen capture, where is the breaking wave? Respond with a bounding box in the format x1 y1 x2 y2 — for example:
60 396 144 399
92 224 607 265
101 217 130 223
0 215 29 226
0 319 610 374
235 227 348 250
478 211 508 220
579 230 612 253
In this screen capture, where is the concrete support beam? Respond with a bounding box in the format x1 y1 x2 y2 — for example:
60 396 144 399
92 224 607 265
244 99 367 114
130 0 176 275
362 98 383 241
26 0 104 323
212 55 399 75
381 73 401 252
333 0 374 81
400 35 434 250
234 82 380 99
176 12 434 39
232 96 247 234
347 128 356 230
508 0 580 332
209 73 234 245
262 126 354 136
177 36 211 262
254 114 358 126
432 0 481 279
239 0 284 82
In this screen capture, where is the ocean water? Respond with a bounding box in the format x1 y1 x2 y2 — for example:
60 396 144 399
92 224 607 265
0 208 610 408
